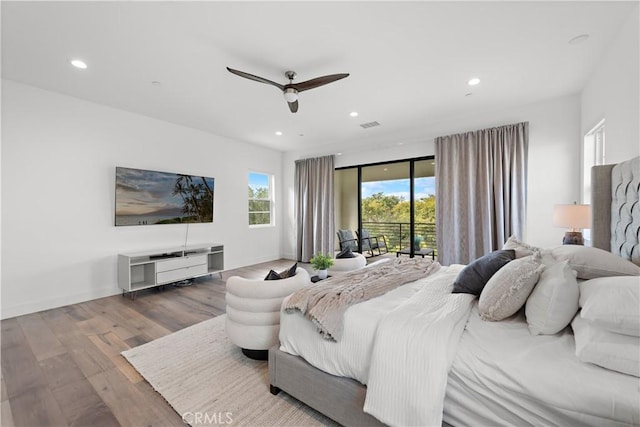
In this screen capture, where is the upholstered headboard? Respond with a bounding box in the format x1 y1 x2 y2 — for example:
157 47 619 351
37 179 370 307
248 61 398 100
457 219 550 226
591 156 640 266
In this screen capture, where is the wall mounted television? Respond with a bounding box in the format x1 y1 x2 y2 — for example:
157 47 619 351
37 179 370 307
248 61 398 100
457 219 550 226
115 166 215 226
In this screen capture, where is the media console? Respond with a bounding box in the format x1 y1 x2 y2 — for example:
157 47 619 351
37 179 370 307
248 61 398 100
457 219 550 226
118 244 224 295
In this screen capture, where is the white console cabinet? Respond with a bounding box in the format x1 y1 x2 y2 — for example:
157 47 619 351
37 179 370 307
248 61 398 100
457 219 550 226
118 244 223 294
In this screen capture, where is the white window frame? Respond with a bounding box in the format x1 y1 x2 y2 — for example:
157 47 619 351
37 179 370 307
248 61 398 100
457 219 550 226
582 119 605 243
582 119 606 205
248 171 275 227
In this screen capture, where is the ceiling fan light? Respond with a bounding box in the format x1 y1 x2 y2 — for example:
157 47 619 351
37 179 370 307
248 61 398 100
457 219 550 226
283 88 298 103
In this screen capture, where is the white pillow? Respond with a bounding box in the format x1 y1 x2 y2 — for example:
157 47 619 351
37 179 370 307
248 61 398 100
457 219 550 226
551 245 640 279
579 276 640 336
502 235 540 258
572 314 640 377
479 255 544 321
526 260 579 335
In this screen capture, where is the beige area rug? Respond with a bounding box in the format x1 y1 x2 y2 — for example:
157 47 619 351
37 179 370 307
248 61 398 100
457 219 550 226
121 315 338 426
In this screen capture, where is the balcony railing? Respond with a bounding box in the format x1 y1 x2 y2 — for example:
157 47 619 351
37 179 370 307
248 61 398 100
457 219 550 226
362 221 437 254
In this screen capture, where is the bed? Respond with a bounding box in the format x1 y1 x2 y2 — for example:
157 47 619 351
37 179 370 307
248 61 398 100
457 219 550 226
269 156 640 426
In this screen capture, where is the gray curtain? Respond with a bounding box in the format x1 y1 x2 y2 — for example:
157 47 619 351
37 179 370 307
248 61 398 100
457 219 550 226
295 155 335 262
435 122 528 265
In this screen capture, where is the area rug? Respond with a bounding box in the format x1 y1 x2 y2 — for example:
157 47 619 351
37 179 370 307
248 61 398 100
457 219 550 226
121 315 338 426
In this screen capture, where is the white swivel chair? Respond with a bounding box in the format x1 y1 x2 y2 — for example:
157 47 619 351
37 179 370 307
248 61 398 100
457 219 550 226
330 252 367 275
225 268 310 359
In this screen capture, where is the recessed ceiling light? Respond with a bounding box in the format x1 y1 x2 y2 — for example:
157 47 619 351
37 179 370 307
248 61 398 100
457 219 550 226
468 78 480 86
275 131 283 136
569 34 590 45
70 59 87 69
151 81 162 87
336 152 343 156
383 168 388 171
349 111 359 117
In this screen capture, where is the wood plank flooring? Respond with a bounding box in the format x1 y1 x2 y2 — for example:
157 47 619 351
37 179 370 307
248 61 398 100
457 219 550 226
1 259 302 427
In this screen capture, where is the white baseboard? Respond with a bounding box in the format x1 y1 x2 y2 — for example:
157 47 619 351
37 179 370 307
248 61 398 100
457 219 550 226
1 286 121 320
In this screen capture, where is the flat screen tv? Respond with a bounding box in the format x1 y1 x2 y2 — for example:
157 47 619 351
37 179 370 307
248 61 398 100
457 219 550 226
115 166 214 226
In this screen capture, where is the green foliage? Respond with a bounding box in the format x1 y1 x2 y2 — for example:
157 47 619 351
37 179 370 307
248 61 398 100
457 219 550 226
310 253 334 270
172 175 214 222
361 192 436 224
249 185 271 225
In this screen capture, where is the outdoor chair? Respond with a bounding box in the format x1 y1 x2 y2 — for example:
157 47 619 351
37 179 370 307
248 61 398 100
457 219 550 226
337 229 375 256
337 229 358 252
358 229 389 256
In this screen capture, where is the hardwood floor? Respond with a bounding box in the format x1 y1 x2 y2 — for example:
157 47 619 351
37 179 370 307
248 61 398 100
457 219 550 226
1 259 301 427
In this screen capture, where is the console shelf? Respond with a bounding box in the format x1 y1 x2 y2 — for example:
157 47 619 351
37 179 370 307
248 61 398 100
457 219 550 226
118 244 223 294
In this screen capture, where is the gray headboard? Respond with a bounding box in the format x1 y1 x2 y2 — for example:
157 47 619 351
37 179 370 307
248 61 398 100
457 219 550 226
591 156 640 266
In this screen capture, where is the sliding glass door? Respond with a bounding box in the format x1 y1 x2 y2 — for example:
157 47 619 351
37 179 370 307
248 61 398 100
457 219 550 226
334 156 436 257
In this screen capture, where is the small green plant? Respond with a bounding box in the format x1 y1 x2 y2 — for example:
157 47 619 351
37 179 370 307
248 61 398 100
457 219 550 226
310 253 334 270
413 235 423 250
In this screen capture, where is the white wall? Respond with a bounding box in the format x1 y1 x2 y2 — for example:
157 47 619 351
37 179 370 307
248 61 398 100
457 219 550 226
282 9 640 262
581 4 639 163
1 80 283 319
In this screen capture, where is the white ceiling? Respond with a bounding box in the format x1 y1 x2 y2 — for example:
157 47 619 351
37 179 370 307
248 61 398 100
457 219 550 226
1 1 636 154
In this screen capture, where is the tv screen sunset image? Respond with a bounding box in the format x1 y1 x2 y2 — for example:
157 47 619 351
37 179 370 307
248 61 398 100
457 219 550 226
115 167 214 226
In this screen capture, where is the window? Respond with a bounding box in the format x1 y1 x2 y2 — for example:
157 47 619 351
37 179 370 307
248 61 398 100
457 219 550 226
248 171 273 226
582 119 605 205
582 119 605 243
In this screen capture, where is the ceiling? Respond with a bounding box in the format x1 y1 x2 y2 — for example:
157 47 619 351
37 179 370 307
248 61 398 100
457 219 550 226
1 1 636 154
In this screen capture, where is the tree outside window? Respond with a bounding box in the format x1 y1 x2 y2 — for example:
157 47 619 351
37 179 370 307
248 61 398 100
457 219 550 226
249 172 273 226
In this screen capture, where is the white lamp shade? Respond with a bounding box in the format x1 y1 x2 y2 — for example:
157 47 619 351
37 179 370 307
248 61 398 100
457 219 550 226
283 88 298 103
553 204 591 230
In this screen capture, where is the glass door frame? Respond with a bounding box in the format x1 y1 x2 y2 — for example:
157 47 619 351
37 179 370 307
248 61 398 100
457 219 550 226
336 155 435 257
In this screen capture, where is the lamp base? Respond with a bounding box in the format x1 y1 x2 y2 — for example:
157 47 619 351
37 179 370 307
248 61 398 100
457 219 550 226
562 231 584 245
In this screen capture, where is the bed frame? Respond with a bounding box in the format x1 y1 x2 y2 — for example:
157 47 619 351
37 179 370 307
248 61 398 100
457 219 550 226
269 156 639 427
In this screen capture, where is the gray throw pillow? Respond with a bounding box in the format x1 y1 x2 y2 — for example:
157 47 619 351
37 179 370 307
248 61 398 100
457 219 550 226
336 247 356 259
452 249 516 295
265 262 297 280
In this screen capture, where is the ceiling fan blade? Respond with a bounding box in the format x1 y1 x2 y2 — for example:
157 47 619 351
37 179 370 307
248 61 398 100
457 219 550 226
226 67 284 90
291 73 349 92
288 100 299 113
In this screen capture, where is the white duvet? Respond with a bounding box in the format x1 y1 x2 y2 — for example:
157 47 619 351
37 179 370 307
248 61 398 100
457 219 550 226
280 265 474 426
280 264 640 427
363 266 475 426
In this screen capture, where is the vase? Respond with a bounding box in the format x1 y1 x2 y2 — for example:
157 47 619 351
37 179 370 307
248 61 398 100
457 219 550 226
317 269 328 280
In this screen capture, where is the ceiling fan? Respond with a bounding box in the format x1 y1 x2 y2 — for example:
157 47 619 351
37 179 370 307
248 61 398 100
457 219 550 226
226 67 349 113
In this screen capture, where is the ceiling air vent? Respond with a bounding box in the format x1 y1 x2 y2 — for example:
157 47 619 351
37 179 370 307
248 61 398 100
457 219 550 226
360 121 380 129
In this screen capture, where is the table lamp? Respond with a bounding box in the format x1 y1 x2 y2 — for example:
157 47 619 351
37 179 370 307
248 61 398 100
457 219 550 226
553 202 591 245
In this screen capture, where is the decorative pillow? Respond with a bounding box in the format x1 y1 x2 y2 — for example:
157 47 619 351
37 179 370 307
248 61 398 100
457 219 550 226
479 254 544 321
264 270 282 280
525 260 579 335
336 247 356 259
264 263 298 280
502 235 540 258
572 314 640 377
550 245 640 279
579 276 640 336
452 249 516 295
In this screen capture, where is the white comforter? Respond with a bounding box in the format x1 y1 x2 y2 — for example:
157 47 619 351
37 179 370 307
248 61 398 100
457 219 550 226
363 266 475 426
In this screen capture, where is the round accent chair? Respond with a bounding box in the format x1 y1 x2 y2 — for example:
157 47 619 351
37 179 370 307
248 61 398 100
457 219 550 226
330 252 367 274
225 267 310 360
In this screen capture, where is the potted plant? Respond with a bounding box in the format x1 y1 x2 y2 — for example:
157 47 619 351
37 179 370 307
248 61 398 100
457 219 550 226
413 235 423 251
310 253 334 280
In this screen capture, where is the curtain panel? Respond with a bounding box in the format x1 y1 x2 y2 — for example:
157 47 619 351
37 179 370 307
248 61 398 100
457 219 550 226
295 155 335 262
435 122 528 265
